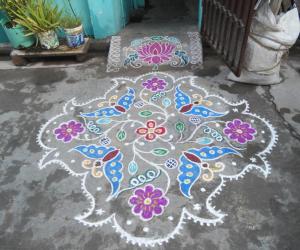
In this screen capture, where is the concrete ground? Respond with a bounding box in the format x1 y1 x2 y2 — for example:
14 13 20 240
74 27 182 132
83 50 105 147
0 0 300 249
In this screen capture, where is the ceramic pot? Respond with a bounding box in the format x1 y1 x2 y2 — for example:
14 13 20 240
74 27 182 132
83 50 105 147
37 30 59 50
64 24 84 48
0 20 35 49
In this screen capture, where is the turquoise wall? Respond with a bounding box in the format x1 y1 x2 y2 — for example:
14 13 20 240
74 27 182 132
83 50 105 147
0 0 204 44
0 0 142 42
53 0 143 39
198 0 203 31
133 0 145 8
0 11 8 43
0 26 8 43
88 0 123 39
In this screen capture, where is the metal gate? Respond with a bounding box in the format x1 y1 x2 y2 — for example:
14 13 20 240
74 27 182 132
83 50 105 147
202 0 257 76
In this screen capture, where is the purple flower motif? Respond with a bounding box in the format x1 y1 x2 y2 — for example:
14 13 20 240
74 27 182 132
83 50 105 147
137 42 176 65
129 184 169 221
54 120 85 143
142 77 167 92
223 119 256 144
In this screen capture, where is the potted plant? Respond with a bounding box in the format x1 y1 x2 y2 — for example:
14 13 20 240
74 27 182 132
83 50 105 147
61 0 84 48
0 0 35 49
13 0 62 50
61 14 84 48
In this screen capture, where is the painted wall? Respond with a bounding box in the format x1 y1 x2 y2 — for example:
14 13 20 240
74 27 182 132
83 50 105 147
54 0 145 38
0 0 203 44
88 0 123 39
0 0 143 43
133 0 145 8
0 26 8 43
0 11 9 43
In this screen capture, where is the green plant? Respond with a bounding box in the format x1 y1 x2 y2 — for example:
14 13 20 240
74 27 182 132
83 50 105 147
61 0 81 29
12 0 63 35
61 14 81 29
0 0 28 26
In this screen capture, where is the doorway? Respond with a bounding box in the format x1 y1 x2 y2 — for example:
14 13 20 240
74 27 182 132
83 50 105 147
130 0 201 31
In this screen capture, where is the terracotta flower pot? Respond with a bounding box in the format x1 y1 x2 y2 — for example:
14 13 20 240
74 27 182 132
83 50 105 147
37 30 59 50
64 24 84 48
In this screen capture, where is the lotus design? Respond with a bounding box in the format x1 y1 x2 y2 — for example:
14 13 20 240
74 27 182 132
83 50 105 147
137 42 176 65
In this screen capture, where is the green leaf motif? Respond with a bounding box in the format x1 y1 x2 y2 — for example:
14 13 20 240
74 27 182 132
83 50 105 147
175 121 185 133
139 110 153 117
117 130 126 141
152 148 169 156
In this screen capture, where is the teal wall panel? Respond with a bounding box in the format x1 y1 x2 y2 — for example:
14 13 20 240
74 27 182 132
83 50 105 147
0 27 8 43
0 11 9 43
198 0 203 31
0 0 134 42
0 0 202 43
133 0 145 8
88 0 127 39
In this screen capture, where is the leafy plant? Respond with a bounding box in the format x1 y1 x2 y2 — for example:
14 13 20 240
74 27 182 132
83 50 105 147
0 0 28 26
61 0 81 29
61 14 81 29
11 0 63 35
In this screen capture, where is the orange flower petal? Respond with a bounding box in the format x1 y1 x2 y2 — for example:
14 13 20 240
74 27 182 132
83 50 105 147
136 127 148 135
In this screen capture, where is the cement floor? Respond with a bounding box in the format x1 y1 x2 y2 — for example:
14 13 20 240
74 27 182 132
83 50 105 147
0 1 300 249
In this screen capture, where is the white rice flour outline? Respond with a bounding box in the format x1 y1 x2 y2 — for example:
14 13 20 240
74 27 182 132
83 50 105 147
37 72 278 247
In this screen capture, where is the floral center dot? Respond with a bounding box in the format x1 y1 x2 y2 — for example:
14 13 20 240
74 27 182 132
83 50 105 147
66 128 72 133
148 128 155 133
144 198 152 205
236 129 243 134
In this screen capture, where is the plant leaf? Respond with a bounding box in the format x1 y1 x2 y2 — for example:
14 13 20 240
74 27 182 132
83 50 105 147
139 110 153 117
175 121 185 133
152 148 169 156
117 130 126 141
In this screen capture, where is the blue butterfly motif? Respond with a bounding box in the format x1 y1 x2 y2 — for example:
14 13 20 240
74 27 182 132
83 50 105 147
81 88 135 118
73 145 124 198
177 154 201 198
177 146 240 198
175 86 226 118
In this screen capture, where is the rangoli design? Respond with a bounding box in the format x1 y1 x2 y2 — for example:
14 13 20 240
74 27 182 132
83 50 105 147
38 72 277 247
106 33 203 72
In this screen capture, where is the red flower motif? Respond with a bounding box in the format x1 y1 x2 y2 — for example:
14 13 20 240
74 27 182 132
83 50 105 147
136 120 166 141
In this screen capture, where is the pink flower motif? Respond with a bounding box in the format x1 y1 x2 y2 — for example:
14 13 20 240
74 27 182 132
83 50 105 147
54 120 85 143
142 77 167 92
223 119 256 144
129 184 169 221
137 42 176 65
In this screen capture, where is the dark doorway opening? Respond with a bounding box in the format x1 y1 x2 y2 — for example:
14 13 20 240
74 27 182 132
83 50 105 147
131 0 199 27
